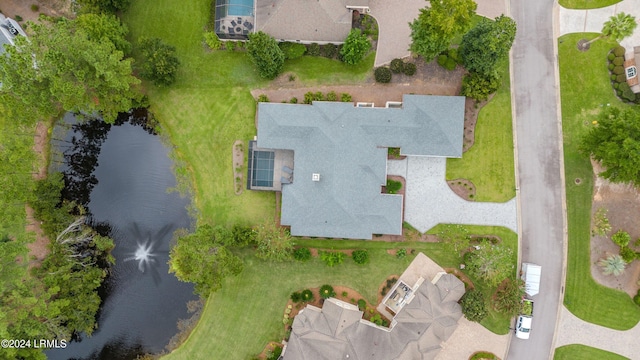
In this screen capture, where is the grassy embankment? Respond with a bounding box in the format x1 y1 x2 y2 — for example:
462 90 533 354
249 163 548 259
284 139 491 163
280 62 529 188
558 33 640 330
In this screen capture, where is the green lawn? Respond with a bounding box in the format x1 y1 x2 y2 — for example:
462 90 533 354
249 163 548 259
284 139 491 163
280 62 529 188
446 60 515 202
558 0 621 9
282 53 375 85
163 227 514 360
555 345 629 360
558 33 640 329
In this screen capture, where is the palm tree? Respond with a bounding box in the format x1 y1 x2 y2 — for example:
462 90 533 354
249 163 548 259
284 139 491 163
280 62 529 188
598 254 626 276
581 13 638 49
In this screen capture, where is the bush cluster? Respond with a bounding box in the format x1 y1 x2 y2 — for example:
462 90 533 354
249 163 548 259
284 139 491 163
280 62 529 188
352 249 369 265
459 289 488 322
307 43 321 56
374 66 392 83
357 299 367 311
390 59 405 73
461 72 501 102
380 277 397 296
303 91 352 104
320 250 345 267
607 47 640 104
279 42 306 59
386 179 402 194
293 247 312 261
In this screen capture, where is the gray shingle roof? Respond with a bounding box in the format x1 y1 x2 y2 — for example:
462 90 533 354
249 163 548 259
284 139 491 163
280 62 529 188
283 274 464 360
256 94 464 239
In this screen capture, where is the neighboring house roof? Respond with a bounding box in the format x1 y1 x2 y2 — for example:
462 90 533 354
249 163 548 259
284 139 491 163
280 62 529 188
256 94 465 239
0 13 27 56
283 273 464 360
255 0 369 43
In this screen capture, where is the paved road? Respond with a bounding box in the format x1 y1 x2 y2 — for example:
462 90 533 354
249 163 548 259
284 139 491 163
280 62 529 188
508 0 567 359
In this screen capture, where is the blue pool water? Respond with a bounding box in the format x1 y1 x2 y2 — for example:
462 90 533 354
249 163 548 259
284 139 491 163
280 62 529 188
227 0 253 16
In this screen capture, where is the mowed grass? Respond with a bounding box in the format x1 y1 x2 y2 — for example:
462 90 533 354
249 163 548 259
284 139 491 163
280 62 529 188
163 230 509 360
282 53 375 85
558 0 621 9
554 345 629 360
446 60 515 202
558 33 640 329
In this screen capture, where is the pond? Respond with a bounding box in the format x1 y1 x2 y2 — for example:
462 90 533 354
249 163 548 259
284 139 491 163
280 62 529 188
46 111 197 360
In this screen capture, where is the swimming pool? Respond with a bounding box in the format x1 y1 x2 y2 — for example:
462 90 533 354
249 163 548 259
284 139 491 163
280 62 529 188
226 0 253 16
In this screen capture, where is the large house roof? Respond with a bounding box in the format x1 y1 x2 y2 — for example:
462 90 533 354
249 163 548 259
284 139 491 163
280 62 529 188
283 272 464 360
255 0 369 43
256 94 465 239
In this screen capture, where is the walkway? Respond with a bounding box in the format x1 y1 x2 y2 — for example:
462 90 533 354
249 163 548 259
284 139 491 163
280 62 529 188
387 157 517 233
556 305 640 358
559 0 640 50
369 0 508 67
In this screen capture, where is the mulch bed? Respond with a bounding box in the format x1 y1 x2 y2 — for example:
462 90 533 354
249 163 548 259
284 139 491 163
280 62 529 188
447 178 477 201
232 140 244 195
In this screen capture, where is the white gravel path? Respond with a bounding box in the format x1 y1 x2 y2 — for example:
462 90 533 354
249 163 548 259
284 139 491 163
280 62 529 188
388 157 517 233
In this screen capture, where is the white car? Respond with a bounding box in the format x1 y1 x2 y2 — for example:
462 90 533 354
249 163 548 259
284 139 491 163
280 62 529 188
515 315 532 339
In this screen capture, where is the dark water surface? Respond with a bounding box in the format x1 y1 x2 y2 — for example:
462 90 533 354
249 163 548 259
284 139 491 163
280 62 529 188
46 112 196 360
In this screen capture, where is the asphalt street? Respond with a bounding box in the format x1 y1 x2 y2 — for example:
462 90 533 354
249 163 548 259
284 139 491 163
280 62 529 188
508 1 567 359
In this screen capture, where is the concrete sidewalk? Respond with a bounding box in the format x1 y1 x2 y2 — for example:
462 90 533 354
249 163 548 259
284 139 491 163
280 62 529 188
559 1 640 50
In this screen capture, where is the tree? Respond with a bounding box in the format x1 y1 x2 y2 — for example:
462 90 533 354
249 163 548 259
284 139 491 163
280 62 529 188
340 29 371 65
247 31 285 79
169 225 244 296
409 0 477 62
460 15 516 77
465 241 515 287
579 107 640 184
0 18 141 123
582 12 637 48
598 254 626 276
76 13 131 54
254 222 293 261
138 37 180 87
76 0 131 13
459 289 488 322
493 278 525 317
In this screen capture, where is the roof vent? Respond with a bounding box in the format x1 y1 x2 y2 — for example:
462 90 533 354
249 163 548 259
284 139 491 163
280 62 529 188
312 173 320 182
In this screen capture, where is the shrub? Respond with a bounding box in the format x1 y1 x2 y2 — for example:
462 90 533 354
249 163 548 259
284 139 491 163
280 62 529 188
613 66 625 75
598 254 626 276
396 248 407 259
301 289 314 301
226 41 237 51
340 93 352 102
303 91 314 104
608 52 616 61
322 43 338 58
613 45 626 57
340 29 371 65
459 290 488 322
290 292 302 302
374 67 392 83
293 247 312 261
403 62 417 76
325 91 338 101
617 74 627 83
357 299 366 311
266 346 283 360
247 31 285 79
437 54 448 68
620 246 637 263
257 94 269 102
613 57 624 66
448 47 460 64
612 230 631 247
386 179 402 194
613 82 620 89
461 72 501 102
204 31 222 50
320 250 345 267
319 284 336 299
289 97 298 104
390 58 405 74
138 37 180 86
621 87 636 102
634 290 640 306
232 225 256 246
15 15 23 22
608 63 615 71
31 4 39 11
308 42 321 56
279 42 306 60
352 249 369 265
313 91 324 101
254 222 293 261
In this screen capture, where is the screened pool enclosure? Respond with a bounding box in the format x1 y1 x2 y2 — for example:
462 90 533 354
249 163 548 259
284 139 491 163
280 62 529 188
214 0 255 39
